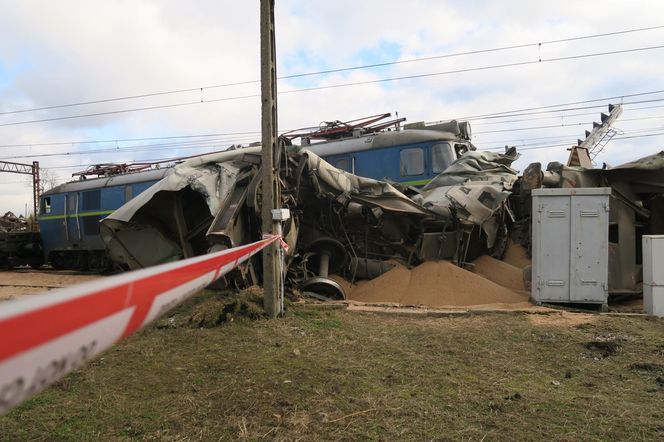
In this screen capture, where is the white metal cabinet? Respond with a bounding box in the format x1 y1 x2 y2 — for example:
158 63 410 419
643 235 664 317
643 235 664 286
532 188 610 305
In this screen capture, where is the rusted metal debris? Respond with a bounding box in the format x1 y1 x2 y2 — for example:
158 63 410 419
0 212 42 268
0 212 29 233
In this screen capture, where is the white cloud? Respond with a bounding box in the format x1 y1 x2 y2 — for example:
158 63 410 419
0 0 663 214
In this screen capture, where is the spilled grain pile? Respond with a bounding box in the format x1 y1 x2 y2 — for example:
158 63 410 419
347 260 530 307
472 255 525 292
502 241 531 269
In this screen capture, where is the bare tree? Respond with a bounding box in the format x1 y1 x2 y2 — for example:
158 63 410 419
38 168 58 193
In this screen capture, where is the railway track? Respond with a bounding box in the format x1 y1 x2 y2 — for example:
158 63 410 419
0 283 64 289
0 268 103 301
3 267 104 276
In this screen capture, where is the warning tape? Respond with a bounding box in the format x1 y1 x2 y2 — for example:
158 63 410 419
0 235 280 415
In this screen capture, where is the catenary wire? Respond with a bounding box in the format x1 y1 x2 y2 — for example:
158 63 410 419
2 25 662 116
1 45 663 128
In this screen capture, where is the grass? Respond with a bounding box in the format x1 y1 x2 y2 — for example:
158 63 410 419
2 291 664 440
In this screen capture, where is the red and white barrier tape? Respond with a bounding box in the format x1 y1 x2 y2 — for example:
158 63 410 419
0 235 281 415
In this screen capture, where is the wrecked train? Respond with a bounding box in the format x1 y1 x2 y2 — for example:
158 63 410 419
97 132 664 305
99 137 518 300
26 107 661 306
35 167 171 270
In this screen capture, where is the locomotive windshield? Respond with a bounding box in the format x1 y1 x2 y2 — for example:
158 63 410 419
431 142 455 173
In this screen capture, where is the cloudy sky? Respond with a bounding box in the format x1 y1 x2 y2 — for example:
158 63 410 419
0 0 663 214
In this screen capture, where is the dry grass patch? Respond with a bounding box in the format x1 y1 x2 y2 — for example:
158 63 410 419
1 292 664 440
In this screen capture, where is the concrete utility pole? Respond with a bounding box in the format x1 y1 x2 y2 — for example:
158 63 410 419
260 0 282 318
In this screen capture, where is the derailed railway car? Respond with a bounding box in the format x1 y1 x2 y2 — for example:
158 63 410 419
0 231 42 269
37 168 170 270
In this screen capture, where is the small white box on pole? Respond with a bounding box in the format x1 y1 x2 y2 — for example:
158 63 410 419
271 208 291 221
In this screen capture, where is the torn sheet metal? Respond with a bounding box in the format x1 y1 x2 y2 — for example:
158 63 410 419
414 150 520 247
602 150 664 171
101 148 260 269
298 149 431 216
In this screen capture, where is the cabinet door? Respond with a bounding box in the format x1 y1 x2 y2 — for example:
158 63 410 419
570 196 608 302
534 196 571 302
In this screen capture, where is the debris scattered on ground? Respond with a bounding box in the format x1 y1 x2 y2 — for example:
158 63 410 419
630 362 664 374
528 312 596 327
584 340 620 357
157 287 266 328
0 211 29 233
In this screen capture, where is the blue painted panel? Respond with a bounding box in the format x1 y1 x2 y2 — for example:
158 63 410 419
324 142 436 183
132 180 157 195
100 186 125 212
38 178 161 257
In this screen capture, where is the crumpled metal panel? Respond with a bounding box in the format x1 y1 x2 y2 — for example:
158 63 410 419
414 150 520 247
101 148 259 269
299 150 431 216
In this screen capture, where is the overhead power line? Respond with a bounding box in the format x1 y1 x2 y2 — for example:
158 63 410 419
479 123 664 146
0 131 262 148
8 121 663 162
0 136 259 161
484 130 664 152
0 94 261 128
475 121 592 135
1 100 663 160
452 90 664 121
36 129 664 177
472 105 664 126
278 45 664 95
463 97 664 121
2 90 663 153
2 25 663 117
0 45 663 128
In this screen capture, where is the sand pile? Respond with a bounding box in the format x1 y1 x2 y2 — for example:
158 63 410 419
472 255 525 292
347 260 529 307
502 241 531 269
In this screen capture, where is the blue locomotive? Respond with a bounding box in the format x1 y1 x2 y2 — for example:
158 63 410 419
286 114 474 186
37 167 170 270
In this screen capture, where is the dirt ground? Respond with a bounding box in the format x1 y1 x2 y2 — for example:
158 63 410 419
0 269 102 301
1 293 663 440
0 264 655 439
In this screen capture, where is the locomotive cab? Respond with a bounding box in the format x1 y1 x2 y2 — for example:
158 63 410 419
305 119 474 187
37 168 170 270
